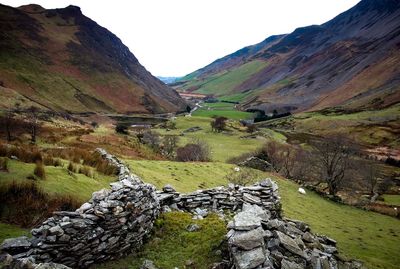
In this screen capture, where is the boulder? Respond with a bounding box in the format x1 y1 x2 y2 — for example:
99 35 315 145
238 157 272 172
162 184 176 193
141 259 158 269
186 224 200 232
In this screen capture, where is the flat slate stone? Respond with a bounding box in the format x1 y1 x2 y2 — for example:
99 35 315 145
232 211 261 231
229 227 265 250
233 247 266 269
275 231 308 258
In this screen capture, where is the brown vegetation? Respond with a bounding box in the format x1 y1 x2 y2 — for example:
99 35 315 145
33 162 46 180
0 181 81 227
176 140 210 162
211 116 228 132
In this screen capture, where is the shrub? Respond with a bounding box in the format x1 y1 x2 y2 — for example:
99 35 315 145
176 140 210 162
246 124 258 133
225 169 257 186
53 158 63 167
43 156 55 166
33 162 46 179
210 116 228 132
115 123 128 134
0 157 9 172
162 135 179 158
90 121 98 128
67 162 78 173
0 181 81 227
141 131 161 150
79 165 94 178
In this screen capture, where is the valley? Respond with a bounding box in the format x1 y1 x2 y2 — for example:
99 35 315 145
0 0 399 269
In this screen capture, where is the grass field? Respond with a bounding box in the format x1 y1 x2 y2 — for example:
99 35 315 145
154 116 266 162
192 102 253 120
0 159 115 201
123 160 400 269
381 195 400 206
125 160 265 192
0 222 29 243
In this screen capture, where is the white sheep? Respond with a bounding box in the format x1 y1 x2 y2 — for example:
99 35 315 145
298 187 306 195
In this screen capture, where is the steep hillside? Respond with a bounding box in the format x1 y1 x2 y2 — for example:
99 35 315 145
178 0 400 113
0 4 186 114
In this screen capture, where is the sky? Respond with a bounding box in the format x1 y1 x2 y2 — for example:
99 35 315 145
2 0 360 77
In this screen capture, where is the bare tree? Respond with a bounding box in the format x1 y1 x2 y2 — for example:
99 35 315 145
0 111 14 141
211 116 227 133
176 139 210 162
27 106 39 144
259 141 285 173
362 162 380 195
162 135 179 158
313 135 355 195
281 145 306 179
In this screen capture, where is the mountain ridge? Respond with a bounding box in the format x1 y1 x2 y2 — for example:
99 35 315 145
177 0 400 113
0 4 186 114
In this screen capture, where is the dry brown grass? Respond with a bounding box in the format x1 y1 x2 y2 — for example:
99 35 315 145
33 162 46 179
0 181 81 227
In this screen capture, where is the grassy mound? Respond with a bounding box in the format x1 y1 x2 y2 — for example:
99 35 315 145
0 159 115 201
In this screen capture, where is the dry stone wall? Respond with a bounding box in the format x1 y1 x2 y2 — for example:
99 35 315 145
157 180 281 218
0 149 160 268
226 204 365 269
0 149 364 269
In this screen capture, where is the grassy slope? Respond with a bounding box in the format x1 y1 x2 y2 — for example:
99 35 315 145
154 116 265 162
123 160 400 269
381 195 400 206
182 60 268 99
0 222 29 243
125 160 265 192
276 177 400 269
289 104 400 147
94 212 226 269
0 160 114 202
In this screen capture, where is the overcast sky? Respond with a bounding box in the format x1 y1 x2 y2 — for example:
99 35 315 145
2 0 360 77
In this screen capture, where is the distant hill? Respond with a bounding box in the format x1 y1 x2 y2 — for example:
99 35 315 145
177 0 400 113
157 76 181 84
0 4 186 114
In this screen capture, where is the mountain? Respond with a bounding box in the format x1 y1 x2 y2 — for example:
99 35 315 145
177 0 400 113
157 76 181 84
0 4 186 114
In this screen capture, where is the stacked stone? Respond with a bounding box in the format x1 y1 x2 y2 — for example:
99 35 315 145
227 204 364 269
157 179 281 218
1 149 160 268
